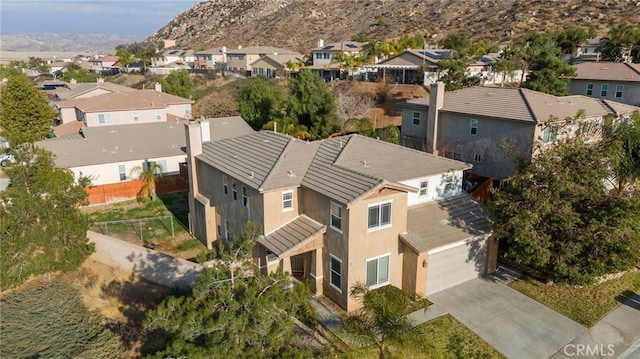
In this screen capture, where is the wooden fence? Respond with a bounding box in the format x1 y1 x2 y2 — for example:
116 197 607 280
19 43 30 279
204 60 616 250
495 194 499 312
85 174 189 205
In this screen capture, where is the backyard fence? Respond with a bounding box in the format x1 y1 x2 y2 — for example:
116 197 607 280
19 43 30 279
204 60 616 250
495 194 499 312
91 215 177 242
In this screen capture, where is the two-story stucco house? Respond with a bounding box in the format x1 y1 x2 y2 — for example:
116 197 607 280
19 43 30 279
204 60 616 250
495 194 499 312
194 47 228 70
569 62 640 106
185 123 494 311
399 83 640 181
225 46 303 75
308 40 365 81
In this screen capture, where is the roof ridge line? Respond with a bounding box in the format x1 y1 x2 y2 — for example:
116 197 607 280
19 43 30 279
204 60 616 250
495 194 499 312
259 133 300 189
519 88 540 123
626 62 640 77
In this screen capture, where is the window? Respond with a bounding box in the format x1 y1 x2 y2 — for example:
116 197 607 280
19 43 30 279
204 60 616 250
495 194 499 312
330 255 342 290
366 254 389 287
184 105 191 116
118 164 126 181
323 53 330 59
315 53 322 59
442 174 455 195
232 181 238 201
586 83 594 96
474 153 482 162
470 119 478 135
542 125 558 144
419 180 428 196
225 221 231 242
98 113 112 124
133 111 139 122
600 84 608 97
155 160 167 175
615 85 623 98
412 112 421 126
444 150 463 161
282 191 293 211
368 201 392 230
156 111 162 120
222 175 228 195
330 202 342 232
242 186 248 207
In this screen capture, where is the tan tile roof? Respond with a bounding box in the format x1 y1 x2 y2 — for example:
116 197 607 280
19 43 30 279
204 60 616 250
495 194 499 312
54 82 136 100
251 54 305 67
58 90 192 112
400 194 490 253
572 62 640 82
258 215 326 256
52 121 84 137
226 46 300 55
311 41 364 52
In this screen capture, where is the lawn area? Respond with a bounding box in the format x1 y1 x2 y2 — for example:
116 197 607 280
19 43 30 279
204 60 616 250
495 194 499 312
82 191 206 260
341 314 505 359
508 270 640 327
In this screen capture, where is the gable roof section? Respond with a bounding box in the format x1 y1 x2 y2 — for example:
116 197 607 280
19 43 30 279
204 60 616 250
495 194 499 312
58 90 192 113
311 41 364 52
53 82 135 100
226 46 301 56
38 117 252 168
250 54 305 67
572 62 640 82
258 215 326 257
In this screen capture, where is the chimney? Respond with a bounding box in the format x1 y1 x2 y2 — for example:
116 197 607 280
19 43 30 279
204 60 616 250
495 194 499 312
317 39 324 48
426 82 444 155
154 82 162 92
185 121 203 241
198 119 211 142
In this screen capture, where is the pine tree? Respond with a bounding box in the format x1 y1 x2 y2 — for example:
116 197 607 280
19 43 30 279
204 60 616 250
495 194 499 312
0 146 94 290
0 73 56 146
144 222 314 358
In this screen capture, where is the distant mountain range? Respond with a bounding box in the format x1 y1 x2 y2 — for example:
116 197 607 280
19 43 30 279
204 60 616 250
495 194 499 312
0 32 140 53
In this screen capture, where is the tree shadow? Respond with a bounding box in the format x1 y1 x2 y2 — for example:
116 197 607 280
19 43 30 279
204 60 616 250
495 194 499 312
615 290 640 311
158 191 189 230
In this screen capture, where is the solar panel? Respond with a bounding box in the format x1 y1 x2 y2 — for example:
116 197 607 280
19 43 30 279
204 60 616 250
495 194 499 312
346 44 358 48
323 45 335 50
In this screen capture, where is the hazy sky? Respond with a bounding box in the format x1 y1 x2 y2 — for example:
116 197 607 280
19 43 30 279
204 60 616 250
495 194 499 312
0 1 195 38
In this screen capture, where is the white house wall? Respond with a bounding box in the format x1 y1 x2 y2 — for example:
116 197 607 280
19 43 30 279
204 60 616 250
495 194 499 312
70 155 185 186
166 104 192 119
401 170 464 207
84 108 167 127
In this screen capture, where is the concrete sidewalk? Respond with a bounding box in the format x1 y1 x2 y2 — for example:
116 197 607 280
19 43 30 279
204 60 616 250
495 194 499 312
429 277 586 359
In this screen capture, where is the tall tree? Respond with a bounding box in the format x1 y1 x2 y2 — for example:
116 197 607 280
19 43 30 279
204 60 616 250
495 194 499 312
1 273 123 358
556 28 589 64
487 136 640 284
130 161 164 202
604 111 640 192
340 284 428 359
493 46 519 87
0 74 56 146
116 48 133 73
144 222 313 358
520 31 577 96
61 63 100 83
234 76 287 130
0 146 94 290
158 69 196 100
288 70 340 138
598 23 640 63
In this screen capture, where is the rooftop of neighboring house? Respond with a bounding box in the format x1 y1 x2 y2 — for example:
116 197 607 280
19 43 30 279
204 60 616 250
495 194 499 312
197 131 470 206
571 62 640 82
399 86 640 124
311 41 364 52
50 81 136 100
94 55 119 63
250 54 305 67
194 47 228 55
226 46 301 56
56 89 193 112
161 49 195 57
37 117 254 168
370 49 456 68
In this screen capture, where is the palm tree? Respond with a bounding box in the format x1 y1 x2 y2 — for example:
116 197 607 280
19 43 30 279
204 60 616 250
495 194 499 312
339 283 429 359
604 111 640 193
130 161 163 202
116 48 133 73
557 28 589 64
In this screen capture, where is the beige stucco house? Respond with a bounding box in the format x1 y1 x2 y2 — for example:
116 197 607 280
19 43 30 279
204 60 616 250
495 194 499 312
250 54 305 78
569 62 640 107
399 83 640 180
185 123 493 312
225 46 302 75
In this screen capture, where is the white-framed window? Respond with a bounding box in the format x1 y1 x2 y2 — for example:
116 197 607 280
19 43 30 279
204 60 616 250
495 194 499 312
156 110 162 120
600 84 608 97
470 119 478 135
232 181 238 201
442 174 455 195
330 255 342 291
419 180 428 196
330 202 342 232
323 53 330 59
282 191 293 211
133 111 139 122
542 125 558 144
118 164 126 181
222 175 228 195
444 150 463 161
412 111 421 126
366 254 390 288
184 105 191 116
586 83 594 96
225 221 231 242
98 113 112 124
474 153 482 162
242 186 248 207
315 53 322 59
368 201 392 230
615 85 623 98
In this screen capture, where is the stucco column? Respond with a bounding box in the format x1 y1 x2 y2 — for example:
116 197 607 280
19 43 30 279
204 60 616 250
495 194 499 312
310 247 323 296
281 257 292 275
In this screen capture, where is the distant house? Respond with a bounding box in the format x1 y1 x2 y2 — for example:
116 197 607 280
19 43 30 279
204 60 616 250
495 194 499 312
399 83 640 181
308 40 365 81
193 47 228 70
36 117 254 205
89 55 121 75
226 46 302 75
569 62 640 106
364 49 450 84
561 38 603 64
250 54 305 78
185 123 495 312
52 81 193 131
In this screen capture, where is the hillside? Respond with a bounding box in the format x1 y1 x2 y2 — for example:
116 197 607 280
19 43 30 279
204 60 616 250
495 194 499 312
148 0 640 52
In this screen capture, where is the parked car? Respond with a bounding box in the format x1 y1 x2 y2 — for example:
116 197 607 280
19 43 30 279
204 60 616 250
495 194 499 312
0 152 15 167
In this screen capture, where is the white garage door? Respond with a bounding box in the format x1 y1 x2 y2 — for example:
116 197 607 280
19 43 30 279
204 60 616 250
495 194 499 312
426 238 486 295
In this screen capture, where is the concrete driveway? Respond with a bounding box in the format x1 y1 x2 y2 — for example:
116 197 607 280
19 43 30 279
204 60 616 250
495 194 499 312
429 277 586 359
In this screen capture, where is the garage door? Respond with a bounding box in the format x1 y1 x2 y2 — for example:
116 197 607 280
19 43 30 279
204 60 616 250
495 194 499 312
426 238 486 295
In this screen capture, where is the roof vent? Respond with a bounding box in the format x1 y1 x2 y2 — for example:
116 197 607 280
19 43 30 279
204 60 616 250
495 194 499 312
249 171 254 178
362 160 369 167
287 170 294 177
129 147 133 152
